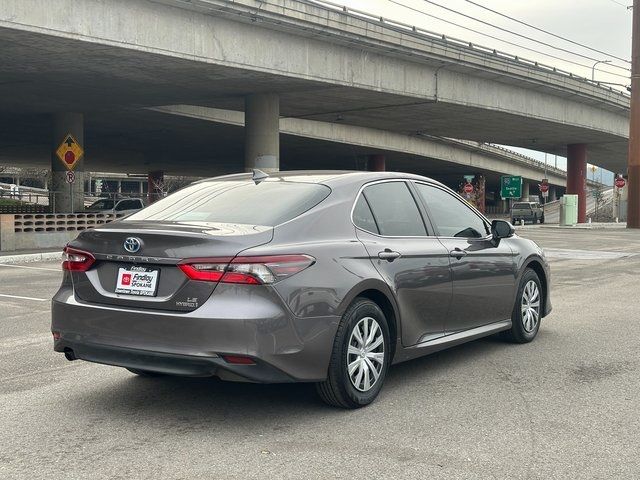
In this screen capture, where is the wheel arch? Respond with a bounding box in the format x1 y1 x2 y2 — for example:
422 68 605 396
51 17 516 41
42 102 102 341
337 280 400 360
521 257 549 317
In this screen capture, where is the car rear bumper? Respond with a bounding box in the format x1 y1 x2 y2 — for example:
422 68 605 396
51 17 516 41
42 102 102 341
55 340 296 383
51 284 340 383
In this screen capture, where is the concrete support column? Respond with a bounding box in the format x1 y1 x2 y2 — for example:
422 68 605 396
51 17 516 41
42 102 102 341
138 181 144 196
366 154 386 171
117 180 122 194
244 93 280 172
521 181 530 200
148 170 164 204
549 186 557 202
51 112 84 213
567 144 588 223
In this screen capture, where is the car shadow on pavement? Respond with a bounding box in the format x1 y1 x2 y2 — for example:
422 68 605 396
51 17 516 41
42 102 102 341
74 332 545 425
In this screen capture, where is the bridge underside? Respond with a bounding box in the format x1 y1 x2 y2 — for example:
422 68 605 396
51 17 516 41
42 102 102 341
0 108 560 199
0 24 628 173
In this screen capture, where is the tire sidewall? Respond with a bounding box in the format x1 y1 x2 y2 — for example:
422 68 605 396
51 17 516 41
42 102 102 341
337 299 391 406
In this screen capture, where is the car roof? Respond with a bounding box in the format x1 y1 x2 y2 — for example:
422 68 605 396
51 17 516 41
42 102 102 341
197 170 444 188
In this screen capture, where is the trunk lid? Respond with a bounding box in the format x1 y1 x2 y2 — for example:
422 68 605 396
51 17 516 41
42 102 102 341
68 220 273 312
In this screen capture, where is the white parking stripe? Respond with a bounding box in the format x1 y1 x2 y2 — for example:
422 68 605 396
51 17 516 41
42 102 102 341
0 264 59 272
0 293 47 302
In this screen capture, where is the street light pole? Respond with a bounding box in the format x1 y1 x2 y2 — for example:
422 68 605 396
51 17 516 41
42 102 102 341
629 0 640 228
591 60 612 81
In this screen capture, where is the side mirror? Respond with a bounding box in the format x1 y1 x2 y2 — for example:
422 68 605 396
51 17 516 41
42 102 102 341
491 219 515 241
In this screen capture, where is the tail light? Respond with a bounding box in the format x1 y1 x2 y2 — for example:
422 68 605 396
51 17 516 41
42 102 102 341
62 246 95 272
178 255 315 285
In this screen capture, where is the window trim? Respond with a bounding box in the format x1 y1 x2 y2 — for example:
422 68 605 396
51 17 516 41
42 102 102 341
350 179 433 238
412 181 492 240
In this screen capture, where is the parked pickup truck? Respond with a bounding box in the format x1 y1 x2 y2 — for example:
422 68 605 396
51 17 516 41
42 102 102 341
511 201 544 224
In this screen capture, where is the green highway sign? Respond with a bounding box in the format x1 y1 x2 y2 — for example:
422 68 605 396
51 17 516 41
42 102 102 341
500 175 522 199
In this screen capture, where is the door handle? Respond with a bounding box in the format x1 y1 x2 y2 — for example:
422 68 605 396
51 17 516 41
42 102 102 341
378 249 401 261
449 248 468 259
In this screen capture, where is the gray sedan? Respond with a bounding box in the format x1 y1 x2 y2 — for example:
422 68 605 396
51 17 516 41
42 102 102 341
52 171 551 408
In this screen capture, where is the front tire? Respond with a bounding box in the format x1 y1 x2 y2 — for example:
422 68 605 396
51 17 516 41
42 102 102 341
316 298 391 409
503 269 542 343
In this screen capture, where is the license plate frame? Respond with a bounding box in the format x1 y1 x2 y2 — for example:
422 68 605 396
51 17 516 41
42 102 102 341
115 266 160 297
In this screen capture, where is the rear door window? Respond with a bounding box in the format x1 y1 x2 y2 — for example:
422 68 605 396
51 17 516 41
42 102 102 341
361 182 426 236
352 195 379 234
414 183 489 238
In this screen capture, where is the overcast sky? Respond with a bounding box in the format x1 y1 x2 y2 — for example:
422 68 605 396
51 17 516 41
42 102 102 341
337 0 633 180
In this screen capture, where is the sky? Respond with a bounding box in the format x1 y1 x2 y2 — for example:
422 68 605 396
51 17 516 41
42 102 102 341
335 0 633 182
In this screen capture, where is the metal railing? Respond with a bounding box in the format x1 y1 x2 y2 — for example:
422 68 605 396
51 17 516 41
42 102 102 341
302 0 630 97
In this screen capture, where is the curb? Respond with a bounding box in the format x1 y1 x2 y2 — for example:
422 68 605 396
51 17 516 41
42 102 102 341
0 252 62 264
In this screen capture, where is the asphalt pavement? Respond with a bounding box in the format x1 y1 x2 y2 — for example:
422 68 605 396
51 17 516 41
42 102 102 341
1 228 640 479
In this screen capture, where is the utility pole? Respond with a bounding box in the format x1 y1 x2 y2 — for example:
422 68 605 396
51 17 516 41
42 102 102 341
629 0 640 228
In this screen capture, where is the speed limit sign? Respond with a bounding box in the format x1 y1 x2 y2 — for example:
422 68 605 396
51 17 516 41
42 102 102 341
65 171 76 184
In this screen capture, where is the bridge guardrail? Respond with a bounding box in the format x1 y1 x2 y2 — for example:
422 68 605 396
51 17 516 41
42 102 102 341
303 0 630 97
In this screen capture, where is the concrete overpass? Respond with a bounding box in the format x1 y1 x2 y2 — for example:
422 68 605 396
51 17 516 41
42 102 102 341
0 0 629 217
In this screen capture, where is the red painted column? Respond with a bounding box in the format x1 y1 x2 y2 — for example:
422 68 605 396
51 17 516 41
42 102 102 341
147 170 164 204
367 154 386 172
628 0 640 228
566 144 587 223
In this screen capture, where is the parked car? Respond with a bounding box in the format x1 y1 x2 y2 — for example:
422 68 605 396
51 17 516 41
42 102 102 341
52 171 551 408
85 197 144 215
511 201 545 224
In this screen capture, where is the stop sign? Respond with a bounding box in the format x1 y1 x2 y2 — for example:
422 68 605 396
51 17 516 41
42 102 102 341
615 177 626 188
540 183 549 193
463 183 474 194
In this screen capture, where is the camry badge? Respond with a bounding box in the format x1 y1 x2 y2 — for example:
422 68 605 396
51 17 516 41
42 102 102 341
123 237 142 254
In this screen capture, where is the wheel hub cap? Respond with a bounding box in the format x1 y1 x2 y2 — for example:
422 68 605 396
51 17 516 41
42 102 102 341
521 280 541 333
346 316 385 392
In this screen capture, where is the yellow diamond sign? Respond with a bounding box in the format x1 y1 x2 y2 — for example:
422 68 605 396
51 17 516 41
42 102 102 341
55 134 84 171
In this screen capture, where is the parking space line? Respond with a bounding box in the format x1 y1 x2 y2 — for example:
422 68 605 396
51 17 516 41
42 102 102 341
0 293 47 302
0 264 59 272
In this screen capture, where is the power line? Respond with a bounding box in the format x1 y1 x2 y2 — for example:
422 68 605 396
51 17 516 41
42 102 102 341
417 0 631 73
463 0 630 64
607 0 630 7
388 0 631 80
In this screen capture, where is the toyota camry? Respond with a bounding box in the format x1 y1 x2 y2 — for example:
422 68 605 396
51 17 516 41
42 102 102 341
52 171 551 408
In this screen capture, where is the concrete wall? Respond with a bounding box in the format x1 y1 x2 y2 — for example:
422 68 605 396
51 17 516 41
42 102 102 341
0 213 123 251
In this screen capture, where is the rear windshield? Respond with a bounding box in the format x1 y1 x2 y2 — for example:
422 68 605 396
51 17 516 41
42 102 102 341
125 180 331 227
512 203 532 209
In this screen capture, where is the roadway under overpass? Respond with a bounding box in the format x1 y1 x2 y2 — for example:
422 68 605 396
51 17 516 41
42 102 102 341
0 0 629 217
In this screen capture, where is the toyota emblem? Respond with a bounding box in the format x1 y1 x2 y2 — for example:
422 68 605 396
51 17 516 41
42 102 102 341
123 237 142 254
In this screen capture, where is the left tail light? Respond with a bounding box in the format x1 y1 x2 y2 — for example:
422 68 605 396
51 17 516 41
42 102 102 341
178 254 315 285
62 246 95 272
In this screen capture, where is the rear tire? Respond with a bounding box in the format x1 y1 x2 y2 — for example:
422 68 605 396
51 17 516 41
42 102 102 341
316 297 391 409
503 269 542 343
126 368 164 377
